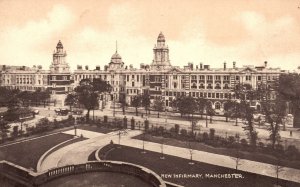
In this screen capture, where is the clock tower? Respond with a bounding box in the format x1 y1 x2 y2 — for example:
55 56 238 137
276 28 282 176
151 32 172 69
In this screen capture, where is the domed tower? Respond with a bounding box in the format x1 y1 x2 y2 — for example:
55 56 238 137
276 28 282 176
50 40 70 73
151 32 171 68
49 40 71 96
108 42 124 70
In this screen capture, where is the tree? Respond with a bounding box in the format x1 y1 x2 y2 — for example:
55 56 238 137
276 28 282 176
206 101 215 124
141 93 151 116
0 117 10 142
65 93 78 111
231 144 243 172
35 118 51 133
4 107 33 122
119 95 127 115
74 78 111 122
234 84 258 148
173 96 197 118
259 83 287 149
152 97 165 118
278 74 300 127
223 99 236 123
196 97 206 119
0 87 20 107
131 95 142 116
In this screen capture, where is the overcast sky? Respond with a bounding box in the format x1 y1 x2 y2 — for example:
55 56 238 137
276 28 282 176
0 0 299 70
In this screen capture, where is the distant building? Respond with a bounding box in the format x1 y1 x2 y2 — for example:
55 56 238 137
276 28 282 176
1 33 287 111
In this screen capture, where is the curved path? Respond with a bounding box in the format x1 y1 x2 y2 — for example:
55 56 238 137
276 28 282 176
40 129 300 184
39 130 139 171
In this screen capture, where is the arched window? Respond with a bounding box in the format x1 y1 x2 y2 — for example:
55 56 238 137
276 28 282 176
215 102 221 110
207 84 212 89
224 84 229 89
215 83 221 89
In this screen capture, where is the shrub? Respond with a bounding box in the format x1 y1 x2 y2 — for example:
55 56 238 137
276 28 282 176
227 136 235 147
174 124 180 134
104 115 108 123
158 126 164 136
144 119 149 131
240 139 248 147
274 144 284 155
209 128 215 140
202 132 209 142
180 129 188 137
258 142 264 149
12 126 19 137
285 145 299 160
131 118 135 130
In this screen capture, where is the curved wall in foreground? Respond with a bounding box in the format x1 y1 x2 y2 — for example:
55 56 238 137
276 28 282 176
0 160 166 187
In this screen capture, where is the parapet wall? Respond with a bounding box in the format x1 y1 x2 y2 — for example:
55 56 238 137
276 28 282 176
0 160 167 187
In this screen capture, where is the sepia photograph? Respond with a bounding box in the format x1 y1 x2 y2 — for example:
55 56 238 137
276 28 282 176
0 0 300 186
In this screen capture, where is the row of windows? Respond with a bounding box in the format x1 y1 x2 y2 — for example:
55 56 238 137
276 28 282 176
126 89 140 94
52 76 68 81
126 75 140 82
165 91 230 99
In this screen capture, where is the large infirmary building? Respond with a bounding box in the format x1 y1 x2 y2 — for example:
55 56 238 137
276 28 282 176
1 32 285 111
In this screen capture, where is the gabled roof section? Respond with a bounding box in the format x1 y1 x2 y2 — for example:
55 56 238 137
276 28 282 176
167 67 183 73
238 66 258 73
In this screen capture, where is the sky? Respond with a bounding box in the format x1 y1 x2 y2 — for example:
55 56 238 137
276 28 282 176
0 0 299 71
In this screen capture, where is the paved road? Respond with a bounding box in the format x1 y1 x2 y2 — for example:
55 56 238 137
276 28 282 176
39 129 300 184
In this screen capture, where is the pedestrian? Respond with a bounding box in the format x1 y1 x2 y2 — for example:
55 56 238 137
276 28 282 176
290 131 293 136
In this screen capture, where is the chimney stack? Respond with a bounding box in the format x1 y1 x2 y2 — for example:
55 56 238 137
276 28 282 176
224 62 227 70
233 61 236 69
200 62 203 70
264 61 267 67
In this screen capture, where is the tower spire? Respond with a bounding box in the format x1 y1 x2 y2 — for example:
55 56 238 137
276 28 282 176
116 40 118 53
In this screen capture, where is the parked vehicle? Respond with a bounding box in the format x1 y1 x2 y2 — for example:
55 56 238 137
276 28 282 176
55 108 69 116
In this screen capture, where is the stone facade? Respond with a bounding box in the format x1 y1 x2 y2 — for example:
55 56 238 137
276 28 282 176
0 33 286 112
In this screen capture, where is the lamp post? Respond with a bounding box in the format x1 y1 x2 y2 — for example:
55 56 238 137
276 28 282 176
235 99 241 126
113 93 116 117
74 117 77 137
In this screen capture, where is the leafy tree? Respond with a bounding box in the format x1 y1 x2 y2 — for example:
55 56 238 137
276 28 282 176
173 96 197 118
131 95 142 116
234 83 258 148
4 107 33 122
17 91 31 106
65 93 78 111
74 78 111 122
0 87 20 107
152 97 165 118
259 83 287 149
196 97 206 119
119 95 128 115
223 99 239 123
35 118 51 133
141 93 151 115
278 74 300 127
0 118 10 142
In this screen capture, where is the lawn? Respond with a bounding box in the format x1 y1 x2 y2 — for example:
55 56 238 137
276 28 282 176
41 172 153 187
0 133 75 171
133 134 300 170
102 144 300 187
78 125 116 134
